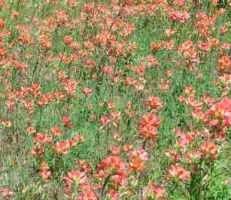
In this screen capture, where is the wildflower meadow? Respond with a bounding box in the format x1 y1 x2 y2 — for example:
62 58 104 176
1 0 231 199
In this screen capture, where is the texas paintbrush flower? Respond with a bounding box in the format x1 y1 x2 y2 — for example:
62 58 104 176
168 163 191 182
53 141 71 155
96 155 127 188
138 112 160 141
0 18 4 29
53 134 83 154
34 133 52 144
50 126 63 137
145 96 163 110
63 170 88 189
205 97 231 128
63 170 97 199
0 187 13 199
218 55 231 73
100 115 111 126
200 141 218 160
62 115 74 128
144 181 167 200
77 184 98 200
39 161 51 181
128 148 149 172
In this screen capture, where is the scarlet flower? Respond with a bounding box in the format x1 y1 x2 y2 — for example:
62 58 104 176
97 155 127 187
56 10 68 25
83 3 94 14
63 170 87 186
206 98 231 127
134 65 146 76
34 133 52 144
77 184 98 200
62 78 78 96
110 111 121 123
139 112 160 141
110 145 121 155
211 0 219 5
77 160 92 173
100 115 111 126
145 182 166 199
176 132 195 148
1 120 12 128
150 41 162 52
31 83 41 97
0 47 6 57
174 0 185 6
198 41 211 52
168 163 191 182
39 161 51 181
0 187 13 199
106 189 119 200
0 18 4 29
218 55 231 73
184 150 202 164
98 156 126 172
200 141 217 160
63 35 73 45
69 134 83 147
129 149 148 172
63 170 90 198
54 141 70 154
67 0 76 7
165 28 176 37
123 144 133 152
39 34 52 49
145 96 162 110
82 87 93 97
62 115 73 128
50 126 62 136
159 79 171 92
169 10 190 23
37 93 53 107
26 126 36 135
31 145 44 157
178 95 185 103
165 149 180 162
125 77 137 86
139 113 160 128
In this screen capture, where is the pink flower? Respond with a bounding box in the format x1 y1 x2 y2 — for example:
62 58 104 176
100 115 111 126
0 187 13 199
206 98 231 127
168 163 191 182
82 87 93 97
169 10 190 23
145 182 166 199
174 0 185 6
34 133 52 144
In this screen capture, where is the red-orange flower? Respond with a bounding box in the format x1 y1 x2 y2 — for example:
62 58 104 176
139 112 160 141
168 163 191 182
34 133 52 144
200 141 217 160
145 96 162 110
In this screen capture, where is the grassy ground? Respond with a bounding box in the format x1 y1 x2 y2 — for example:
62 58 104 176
0 0 231 199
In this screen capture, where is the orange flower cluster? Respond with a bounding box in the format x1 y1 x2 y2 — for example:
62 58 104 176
218 55 231 73
96 155 127 187
129 149 148 172
138 112 160 141
168 163 191 182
